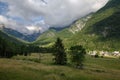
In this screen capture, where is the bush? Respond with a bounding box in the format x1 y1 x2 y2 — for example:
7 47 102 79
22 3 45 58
70 45 86 69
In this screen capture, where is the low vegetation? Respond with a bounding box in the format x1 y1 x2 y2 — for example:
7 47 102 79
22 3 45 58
0 1 120 80
70 45 86 69
0 53 120 80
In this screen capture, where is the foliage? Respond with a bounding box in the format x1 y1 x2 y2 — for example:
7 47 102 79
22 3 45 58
70 45 86 69
0 32 50 58
0 36 19 58
53 38 67 65
94 54 99 58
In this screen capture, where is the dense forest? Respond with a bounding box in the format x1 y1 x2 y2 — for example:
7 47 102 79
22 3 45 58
0 34 52 58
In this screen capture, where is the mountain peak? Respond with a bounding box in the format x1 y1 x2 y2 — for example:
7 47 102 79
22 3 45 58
1 26 41 42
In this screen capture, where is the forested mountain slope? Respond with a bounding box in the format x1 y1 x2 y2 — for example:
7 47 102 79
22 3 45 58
34 0 120 51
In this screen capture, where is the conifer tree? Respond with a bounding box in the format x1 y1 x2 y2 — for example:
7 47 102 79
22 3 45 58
53 38 67 65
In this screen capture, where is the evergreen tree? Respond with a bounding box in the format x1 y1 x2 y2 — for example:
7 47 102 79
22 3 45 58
53 38 67 65
0 35 23 58
70 45 86 69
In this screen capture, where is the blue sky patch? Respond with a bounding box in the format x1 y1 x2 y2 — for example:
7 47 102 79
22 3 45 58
0 1 8 15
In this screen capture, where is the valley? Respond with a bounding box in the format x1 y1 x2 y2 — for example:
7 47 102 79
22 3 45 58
0 0 120 80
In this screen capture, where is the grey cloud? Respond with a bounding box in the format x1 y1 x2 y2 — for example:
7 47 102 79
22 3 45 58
0 0 109 34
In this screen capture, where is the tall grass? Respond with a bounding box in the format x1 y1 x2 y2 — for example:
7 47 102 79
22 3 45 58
0 53 120 80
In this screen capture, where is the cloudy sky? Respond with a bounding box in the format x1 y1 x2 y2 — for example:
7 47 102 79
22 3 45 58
0 0 108 35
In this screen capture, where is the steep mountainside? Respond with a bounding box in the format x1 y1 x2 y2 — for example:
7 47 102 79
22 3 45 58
84 0 120 38
35 0 120 51
34 29 57 46
0 30 24 45
67 0 120 50
0 24 41 42
0 24 26 44
34 15 92 47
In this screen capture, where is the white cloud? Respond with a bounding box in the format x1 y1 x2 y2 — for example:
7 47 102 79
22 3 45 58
26 25 41 34
0 0 109 34
0 15 8 23
0 15 17 30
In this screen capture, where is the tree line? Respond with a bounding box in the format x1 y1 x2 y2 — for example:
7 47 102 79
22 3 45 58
0 36 51 58
0 36 86 69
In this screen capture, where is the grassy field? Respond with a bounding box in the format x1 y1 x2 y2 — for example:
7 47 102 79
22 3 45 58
0 53 120 80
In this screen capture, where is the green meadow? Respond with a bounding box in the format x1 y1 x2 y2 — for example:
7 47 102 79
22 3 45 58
0 53 120 80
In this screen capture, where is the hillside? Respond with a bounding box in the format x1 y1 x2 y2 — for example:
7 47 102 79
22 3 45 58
34 15 91 47
35 0 120 51
0 1 120 80
0 30 25 58
0 30 24 44
69 0 120 50
84 0 120 38
0 25 40 42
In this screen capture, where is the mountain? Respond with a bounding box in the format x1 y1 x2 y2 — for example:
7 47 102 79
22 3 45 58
0 25 41 42
0 30 23 45
77 0 120 50
84 0 120 38
34 0 120 51
34 14 92 47
33 29 57 46
65 0 120 51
